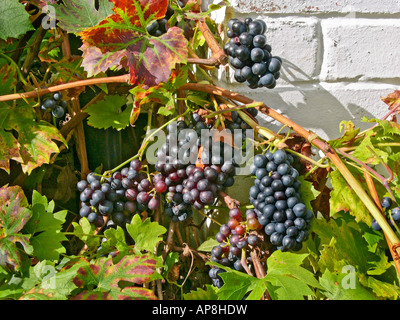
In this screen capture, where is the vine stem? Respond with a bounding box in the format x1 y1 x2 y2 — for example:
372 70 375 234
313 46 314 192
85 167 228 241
0 74 130 102
363 172 400 272
179 82 400 258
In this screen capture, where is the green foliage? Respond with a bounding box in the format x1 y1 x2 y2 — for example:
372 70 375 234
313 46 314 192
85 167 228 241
85 94 131 130
52 0 114 33
0 0 34 40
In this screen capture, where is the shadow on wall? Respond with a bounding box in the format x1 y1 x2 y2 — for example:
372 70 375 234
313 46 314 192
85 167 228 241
271 58 377 139
215 58 380 141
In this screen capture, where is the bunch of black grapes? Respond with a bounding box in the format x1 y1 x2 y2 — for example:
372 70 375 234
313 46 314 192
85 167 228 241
371 196 400 231
40 91 68 119
154 113 242 222
249 149 314 251
209 207 265 288
77 159 163 235
224 18 282 89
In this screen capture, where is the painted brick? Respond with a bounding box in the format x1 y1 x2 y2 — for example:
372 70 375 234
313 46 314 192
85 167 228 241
212 80 398 140
231 0 400 14
320 19 400 81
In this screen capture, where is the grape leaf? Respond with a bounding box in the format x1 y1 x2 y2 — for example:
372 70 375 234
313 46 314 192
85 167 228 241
196 237 220 252
319 269 377 300
329 120 360 149
78 0 188 87
352 135 389 165
361 276 400 300
79 43 127 77
71 286 157 300
72 218 100 251
17 119 67 175
23 191 67 261
0 64 18 96
52 0 114 33
127 27 188 86
0 130 23 174
126 214 167 252
183 284 219 300
311 212 386 275
329 169 371 223
100 226 131 256
84 94 131 130
20 260 83 300
72 254 162 299
79 0 169 48
381 90 400 111
0 186 33 272
363 117 400 136
0 102 67 175
265 250 322 300
0 0 34 40
218 271 255 300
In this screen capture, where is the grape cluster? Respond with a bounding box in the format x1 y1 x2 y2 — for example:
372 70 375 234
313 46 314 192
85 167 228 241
249 149 314 251
224 18 282 89
40 91 68 119
76 159 162 232
371 197 400 231
146 5 175 37
209 207 264 288
155 114 238 222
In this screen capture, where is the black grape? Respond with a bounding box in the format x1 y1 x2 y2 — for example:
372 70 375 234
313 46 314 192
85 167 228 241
249 149 313 252
224 18 282 89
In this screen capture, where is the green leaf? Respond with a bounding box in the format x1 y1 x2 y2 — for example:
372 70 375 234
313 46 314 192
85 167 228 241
352 134 388 165
0 185 32 272
53 0 114 33
361 275 400 299
329 120 360 149
0 101 67 175
24 191 67 234
297 176 319 211
126 214 167 252
183 284 219 300
218 270 255 300
197 237 220 252
19 260 79 300
84 94 131 130
265 250 322 300
162 251 179 281
22 191 67 261
319 269 377 300
72 217 101 252
363 117 400 136
329 169 370 223
0 0 34 40
312 213 390 276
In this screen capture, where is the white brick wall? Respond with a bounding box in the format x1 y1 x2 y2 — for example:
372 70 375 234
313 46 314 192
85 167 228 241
208 0 400 140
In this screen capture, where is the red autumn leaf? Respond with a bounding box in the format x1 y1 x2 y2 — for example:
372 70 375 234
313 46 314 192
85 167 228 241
382 90 400 110
79 0 169 50
79 0 188 87
128 27 188 86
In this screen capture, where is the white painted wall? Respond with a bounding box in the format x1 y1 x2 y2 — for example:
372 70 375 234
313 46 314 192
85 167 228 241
207 0 400 140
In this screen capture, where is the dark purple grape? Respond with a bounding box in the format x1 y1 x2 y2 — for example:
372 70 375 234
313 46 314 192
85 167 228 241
137 191 150 204
77 180 88 192
147 197 160 210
